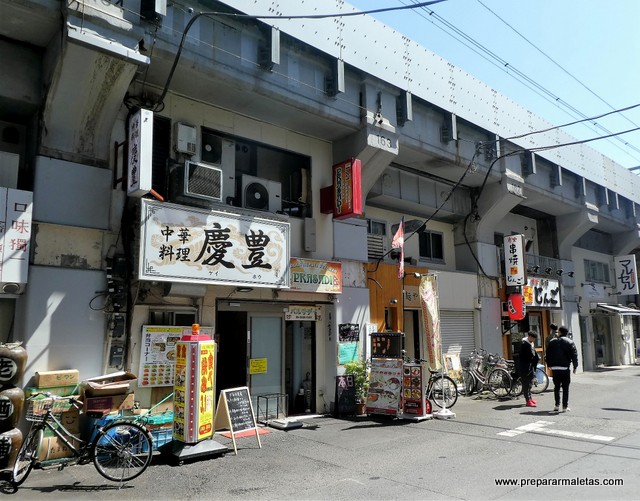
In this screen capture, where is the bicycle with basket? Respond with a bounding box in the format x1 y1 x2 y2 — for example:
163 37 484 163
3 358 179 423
11 392 155 488
461 349 512 398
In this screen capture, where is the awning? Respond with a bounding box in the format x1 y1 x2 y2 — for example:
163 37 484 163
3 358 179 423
595 303 640 316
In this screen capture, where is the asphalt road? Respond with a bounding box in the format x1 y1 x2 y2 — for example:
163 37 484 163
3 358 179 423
2 365 640 500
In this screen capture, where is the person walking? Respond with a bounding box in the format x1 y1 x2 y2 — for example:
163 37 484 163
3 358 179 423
518 331 540 407
545 325 579 412
546 323 558 346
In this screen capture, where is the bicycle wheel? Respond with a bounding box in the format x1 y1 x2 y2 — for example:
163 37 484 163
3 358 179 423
12 427 43 487
92 421 153 482
488 368 512 398
510 376 523 397
431 375 458 408
531 367 550 394
462 370 475 396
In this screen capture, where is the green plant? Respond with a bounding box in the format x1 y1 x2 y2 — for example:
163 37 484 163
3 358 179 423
344 359 369 403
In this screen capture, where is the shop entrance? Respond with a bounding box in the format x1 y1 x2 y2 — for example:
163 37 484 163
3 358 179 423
285 320 316 415
249 315 283 411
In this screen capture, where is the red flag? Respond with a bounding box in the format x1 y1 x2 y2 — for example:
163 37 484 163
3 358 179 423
392 217 404 279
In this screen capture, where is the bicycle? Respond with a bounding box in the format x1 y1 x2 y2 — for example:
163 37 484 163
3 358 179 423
11 392 153 488
508 363 550 397
461 349 512 398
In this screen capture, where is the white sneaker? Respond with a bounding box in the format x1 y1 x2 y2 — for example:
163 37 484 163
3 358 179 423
553 406 559 412
563 407 570 412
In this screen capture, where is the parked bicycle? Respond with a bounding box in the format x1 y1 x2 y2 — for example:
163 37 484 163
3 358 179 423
461 349 512 398
508 363 550 397
12 392 153 488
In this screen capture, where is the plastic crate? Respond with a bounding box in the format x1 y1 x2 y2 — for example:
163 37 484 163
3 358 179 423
149 426 173 451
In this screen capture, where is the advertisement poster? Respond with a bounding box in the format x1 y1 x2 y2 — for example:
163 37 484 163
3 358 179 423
402 364 426 416
366 358 403 416
197 341 215 441
337 342 358 364
139 326 182 387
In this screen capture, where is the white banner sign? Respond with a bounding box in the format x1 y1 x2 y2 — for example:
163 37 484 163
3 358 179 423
127 108 153 197
614 255 639 296
0 188 32 284
503 234 525 286
139 200 290 288
419 274 442 372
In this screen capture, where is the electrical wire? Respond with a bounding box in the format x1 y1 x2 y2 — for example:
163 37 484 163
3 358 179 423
396 0 640 165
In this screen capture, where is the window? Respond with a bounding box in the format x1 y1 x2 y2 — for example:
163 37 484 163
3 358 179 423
584 259 610 283
149 309 197 326
367 219 387 235
419 230 444 262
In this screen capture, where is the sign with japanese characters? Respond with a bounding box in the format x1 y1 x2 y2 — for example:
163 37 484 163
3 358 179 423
0 188 32 285
127 108 153 197
333 158 362 220
289 258 342 293
139 200 290 288
284 305 321 321
523 277 562 309
138 326 183 387
614 255 639 296
503 234 525 286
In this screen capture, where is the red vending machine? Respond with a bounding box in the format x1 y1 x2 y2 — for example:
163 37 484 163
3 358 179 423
173 325 216 444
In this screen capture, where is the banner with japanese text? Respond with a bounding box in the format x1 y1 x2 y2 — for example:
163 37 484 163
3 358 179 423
419 274 442 371
139 200 289 288
0 188 32 284
615 255 639 296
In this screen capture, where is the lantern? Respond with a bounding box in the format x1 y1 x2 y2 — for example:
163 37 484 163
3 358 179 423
507 293 526 321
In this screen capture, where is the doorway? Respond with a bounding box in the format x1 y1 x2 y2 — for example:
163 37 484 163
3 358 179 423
249 315 283 411
285 320 316 415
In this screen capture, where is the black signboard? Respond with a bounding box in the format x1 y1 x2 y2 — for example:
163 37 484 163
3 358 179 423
370 332 404 358
214 386 261 455
338 323 360 342
334 375 356 416
224 387 255 433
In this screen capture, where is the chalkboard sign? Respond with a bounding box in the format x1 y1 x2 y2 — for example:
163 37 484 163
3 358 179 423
214 386 261 454
334 375 356 417
371 332 404 358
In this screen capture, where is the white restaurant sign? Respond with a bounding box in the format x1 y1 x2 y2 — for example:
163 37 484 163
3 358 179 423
614 254 639 296
0 188 32 285
139 199 290 288
503 234 525 286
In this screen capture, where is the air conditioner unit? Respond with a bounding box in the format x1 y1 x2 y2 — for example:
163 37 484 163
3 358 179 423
241 175 282 212
367 234 390 261
169 161 223 209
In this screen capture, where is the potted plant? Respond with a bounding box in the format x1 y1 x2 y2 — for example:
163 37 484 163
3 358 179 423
344 359 369 415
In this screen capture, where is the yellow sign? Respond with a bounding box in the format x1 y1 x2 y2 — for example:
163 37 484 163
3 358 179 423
289 257 342 293
249 358 268 374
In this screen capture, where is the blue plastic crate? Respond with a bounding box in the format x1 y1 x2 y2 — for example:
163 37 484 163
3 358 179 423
150 426 173 451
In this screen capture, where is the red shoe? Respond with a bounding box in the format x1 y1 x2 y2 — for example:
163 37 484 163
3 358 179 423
530 399 537 404
526 400 537 407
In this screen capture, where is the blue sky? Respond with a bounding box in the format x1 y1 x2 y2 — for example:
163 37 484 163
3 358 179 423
348 0 640 170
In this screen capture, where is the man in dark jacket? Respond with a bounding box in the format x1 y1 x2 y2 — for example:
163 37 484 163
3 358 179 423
518 331 539 407
545 325 579 412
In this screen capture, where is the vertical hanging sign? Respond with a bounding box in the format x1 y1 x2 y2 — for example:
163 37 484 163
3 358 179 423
127 108 153 197
614 255 639 295
503 234 525 286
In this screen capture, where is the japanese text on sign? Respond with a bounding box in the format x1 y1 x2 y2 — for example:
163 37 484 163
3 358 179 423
615 255 639 296
503 234 525 286
0 188 32 284
139 200 290 287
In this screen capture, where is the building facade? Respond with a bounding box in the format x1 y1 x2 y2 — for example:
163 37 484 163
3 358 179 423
1 0 639 414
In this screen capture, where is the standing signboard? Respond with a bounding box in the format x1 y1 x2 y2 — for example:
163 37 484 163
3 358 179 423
365 358 403 416
401 363 431 420
139 326 183 387
214 386 261 455
173 334 215 444
334 375 356 417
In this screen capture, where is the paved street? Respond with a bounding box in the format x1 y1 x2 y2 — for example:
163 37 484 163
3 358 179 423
2 366 640 500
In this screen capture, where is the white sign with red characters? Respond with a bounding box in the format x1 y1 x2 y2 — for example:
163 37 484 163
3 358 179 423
503 234 525 286
0 188 32 285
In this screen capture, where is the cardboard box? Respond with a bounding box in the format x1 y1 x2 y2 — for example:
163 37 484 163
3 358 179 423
38 435 80 461
25 385 80 398
82 371 137 397
35 370 80 388
83 392 135 416
43 409 80 438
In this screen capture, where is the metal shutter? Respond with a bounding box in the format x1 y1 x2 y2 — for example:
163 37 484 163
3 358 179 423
440 310 475 357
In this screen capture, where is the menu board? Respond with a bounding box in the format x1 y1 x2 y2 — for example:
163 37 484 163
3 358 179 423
334 375 356 417
366 358 403 416
402 363 429 416
370 332 404 358
139 326 182 387
214 386 261 455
